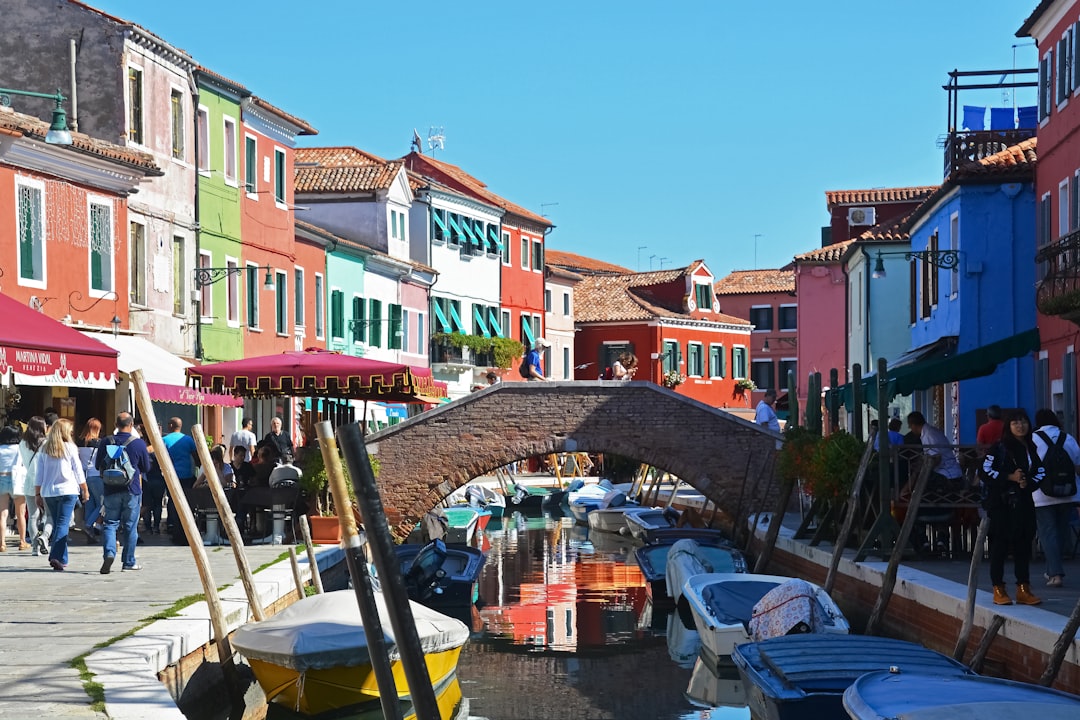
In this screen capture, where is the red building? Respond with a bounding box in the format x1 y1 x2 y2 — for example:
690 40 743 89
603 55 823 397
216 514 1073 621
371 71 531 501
824 186 937 245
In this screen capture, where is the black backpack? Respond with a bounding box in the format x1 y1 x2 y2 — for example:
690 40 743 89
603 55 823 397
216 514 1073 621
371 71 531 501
1036 430 1078 498
518 355 531 379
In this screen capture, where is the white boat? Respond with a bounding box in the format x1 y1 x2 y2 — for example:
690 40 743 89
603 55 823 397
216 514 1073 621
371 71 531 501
586 490 645 534
682 573 849 665
664 540 715 666
684 658 748 710
445 483 505 518
441 507 480 545
232 589 470 716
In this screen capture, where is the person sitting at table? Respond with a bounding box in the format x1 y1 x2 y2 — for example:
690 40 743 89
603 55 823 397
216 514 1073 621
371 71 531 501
194 445 234 489
251 443 279 488
230 445 256 490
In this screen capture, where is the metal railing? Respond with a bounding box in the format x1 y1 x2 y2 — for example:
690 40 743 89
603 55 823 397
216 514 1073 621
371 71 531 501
1036 228 1080 320
942 129 1035 177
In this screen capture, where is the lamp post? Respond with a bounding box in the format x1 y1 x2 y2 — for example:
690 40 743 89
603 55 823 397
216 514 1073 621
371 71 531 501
0 87 73 145
193 265 274 359
870 248 960 279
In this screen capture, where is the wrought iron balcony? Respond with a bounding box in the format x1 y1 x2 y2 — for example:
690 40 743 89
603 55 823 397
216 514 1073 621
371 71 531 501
1036 228 1080 323
942 129 1035 178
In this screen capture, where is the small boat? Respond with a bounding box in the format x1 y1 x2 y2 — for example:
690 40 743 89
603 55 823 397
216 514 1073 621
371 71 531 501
506 481 551 510
624 506 682 542
446 483 506 519
567 483 610 524
586 490 645 535
732 635 974 720
396 539 486 613
684 659 748 710
232 589 470 716
682 573 849 665
843 670 1080 720
635 537 746 608
441 507 480 545
647 526 729 544
663 539 718 666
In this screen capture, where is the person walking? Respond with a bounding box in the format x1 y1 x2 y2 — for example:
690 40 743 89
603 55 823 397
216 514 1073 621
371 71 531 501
1031 408 1080 588
229 418 257 463
18 417 47 553
76 418 104 542
980 408 1042 605
163 417 199 537
34 419 89 571
94 412 151 573
0 425 26 552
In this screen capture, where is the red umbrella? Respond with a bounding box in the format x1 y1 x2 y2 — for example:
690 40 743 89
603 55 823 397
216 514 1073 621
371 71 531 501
186 348 446 403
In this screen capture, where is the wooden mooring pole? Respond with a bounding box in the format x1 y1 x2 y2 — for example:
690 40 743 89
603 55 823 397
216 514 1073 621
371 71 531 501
297 515 324 594
288 547 305 601
1039 592 1080 686
823 436 876 594
952 516 990 661
969 614 1005 673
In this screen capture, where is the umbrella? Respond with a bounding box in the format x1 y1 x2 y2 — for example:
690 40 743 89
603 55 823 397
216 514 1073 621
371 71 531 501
186 347 447 403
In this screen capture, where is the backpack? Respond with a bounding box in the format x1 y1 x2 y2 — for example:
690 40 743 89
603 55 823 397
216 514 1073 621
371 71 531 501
102 436 137 488
1036 430 1078 498
518 355 531 379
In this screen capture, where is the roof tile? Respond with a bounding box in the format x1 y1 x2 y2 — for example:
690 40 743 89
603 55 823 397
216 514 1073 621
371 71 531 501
295 147 402 193
713 269 795 295
545 249 632 275
825 186 938 208
575 267 749 325
794 239 856 263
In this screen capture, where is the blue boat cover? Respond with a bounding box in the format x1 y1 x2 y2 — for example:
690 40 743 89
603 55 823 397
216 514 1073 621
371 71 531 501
701 580 780 627
600 490 627 509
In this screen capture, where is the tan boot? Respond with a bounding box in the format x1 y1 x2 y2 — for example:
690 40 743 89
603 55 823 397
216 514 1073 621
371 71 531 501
1016 583 1042 605
993 584 1013 605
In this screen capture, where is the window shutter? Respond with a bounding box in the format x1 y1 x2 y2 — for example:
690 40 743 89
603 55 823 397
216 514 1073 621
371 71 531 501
909 260 917 325
352 297 364 343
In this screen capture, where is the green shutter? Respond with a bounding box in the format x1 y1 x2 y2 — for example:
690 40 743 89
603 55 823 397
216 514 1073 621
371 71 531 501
389 304 403 349
19 189 35 279
473 305 489 337
432 301 451 333
352 297 365 343
369 299 382 347
488 308 503 337
448 302 465 334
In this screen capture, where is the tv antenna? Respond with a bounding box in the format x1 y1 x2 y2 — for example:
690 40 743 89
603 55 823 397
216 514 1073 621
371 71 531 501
540 202 559 217
427 126 445 156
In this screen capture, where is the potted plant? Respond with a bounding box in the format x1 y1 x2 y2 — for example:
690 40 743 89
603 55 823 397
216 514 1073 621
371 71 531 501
431 332 524 369
661 370 686 388
300 443 380 545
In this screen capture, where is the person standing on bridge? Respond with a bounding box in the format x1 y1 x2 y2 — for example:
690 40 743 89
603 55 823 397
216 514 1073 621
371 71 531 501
755 389 781 432
526 338 550 381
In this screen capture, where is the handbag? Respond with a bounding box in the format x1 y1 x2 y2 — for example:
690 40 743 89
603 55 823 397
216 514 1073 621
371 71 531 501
9 450 28 487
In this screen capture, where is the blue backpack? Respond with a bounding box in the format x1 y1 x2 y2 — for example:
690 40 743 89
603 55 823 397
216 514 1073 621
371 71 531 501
102 436 136 487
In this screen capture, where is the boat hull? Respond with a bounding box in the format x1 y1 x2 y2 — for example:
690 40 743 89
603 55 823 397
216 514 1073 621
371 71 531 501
636 538 745 608
397 542 486 612
587 506 645 535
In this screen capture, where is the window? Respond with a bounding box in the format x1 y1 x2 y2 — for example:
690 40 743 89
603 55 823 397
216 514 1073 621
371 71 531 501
563 347 571 380
170 89 184 160
928 231 939 307
173 236 185 315
1040 50 1053 121
199 252 213 317
16 179 45 285
687 343 704 377
416 313 425 356
502 232 511 265
662 340 681 374
401 309 410 353
245 136 257 193
1061 178 1070 239
531 315 541 344
294 268 305 328
752 359 775 391
226 258 239 325
709 344 726 378
315 274 325 339
351 296 365 343
223 117 237 184
521 237 530 269
563 292 570 316
246 263 259 328
1038 192 1052 281
274 148 286 204
501 310 511 339
472 304 490 337
127 66 143 144
89 200 114 294
1073 169 1080 234
368 299 383 347
197 107 209 172
391 210 398 239
432 209 447 243
399 212 406 241
732 346 748 379
544 289 552 312
909 261 917 325
389 304 403 350
778 305 797 331
488 307 503 337
694 283 713 310
749 306 773 331
779 359 797 390
532 239 543 271
330 289 344 339
1058 32 1072 107
275 271 287 335
129 222 146 305
949 213 959 298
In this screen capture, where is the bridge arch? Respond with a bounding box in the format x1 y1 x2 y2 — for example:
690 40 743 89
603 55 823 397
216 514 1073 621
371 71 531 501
365 381 782 540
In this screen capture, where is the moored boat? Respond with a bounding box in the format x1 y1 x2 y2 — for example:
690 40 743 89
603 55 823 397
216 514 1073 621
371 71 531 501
441 506 480 545
635 537 746 608
232 589 470 716
684 658 748 710
732 634 974 720
446 483 506 519
396 539 486 614
623 506 681 542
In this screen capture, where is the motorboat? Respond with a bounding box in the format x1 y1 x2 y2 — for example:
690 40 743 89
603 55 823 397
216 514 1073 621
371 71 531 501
301 671 465 720
395 539 486 614
624 506 682 542
682 573 849 665
635 537 746 608
843 671 1080 720
663 539 718 666
586 490 645 535
445 483 505 519
684 658 748 710
505 481 551 510
647 526 730 544
232 589 470 716
441 507 480 545
732 634 974 720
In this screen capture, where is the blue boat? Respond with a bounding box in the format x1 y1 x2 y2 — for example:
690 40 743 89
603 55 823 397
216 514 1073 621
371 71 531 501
395 539 486 614
634 537 745 608
844 670 1080 719
732 635 974 720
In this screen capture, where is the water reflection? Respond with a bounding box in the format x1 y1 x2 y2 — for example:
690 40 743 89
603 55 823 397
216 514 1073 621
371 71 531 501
459 512 749 719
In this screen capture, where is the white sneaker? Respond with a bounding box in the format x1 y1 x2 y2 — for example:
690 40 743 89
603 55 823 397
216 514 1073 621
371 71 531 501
34 536 49 556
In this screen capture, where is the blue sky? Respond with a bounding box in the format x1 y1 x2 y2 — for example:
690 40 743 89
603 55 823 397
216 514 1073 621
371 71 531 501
100 0 1038 276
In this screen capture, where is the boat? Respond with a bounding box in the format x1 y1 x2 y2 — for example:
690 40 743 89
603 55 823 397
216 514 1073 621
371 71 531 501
445 483 505 519
682 573 849 665
663 539 717 666
505 481 551 510
232 589 470 716
647 526 729 544
396 539 486 614
624 506 682 542
567 483 611 524
635 537 746 608
586 490 645 535
441 506 480 545
684 659 748 710
732 635 974 720
843 671 1080 720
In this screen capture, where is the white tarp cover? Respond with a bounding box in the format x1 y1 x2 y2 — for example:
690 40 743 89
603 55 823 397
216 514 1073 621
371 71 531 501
231 589 469 672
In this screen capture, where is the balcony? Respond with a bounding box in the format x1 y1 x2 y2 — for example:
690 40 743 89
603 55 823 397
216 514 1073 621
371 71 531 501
942 129 1035 178
1036 229 1080 324
430 333 522 373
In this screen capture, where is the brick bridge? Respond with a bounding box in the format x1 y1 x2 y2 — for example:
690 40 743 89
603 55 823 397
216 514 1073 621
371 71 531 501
365 381 782 540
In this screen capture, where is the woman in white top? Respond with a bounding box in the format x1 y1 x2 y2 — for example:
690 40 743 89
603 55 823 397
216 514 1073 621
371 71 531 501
16 417 47 552
0 425 24 552
1031 408 1080 588
34 418 88 571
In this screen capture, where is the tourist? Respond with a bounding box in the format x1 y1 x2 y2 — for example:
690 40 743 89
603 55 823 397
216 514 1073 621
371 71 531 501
526 338 550 381
977 404 1005 454
195 444 234 489
1031 408 1080 588
33 419 89 571
980 408 1042 605
613 352 638 380
755 389 781 432
77 418 104 542
0 425 25 552
19 417 47 553
141 452 166 535
229 418 257 463
904 412 964 491
264 417 295 462
163 417 199 536
95 412 151 573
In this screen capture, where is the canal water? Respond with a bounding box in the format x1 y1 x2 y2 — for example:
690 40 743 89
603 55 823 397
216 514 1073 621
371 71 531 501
458 510 751 720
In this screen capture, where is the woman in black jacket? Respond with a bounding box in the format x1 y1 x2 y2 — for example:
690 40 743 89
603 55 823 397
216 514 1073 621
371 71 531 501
981 408 1043 605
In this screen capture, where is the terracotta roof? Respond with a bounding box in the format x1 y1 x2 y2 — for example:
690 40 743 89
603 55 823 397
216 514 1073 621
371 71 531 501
249 96 317 136
1017 1 1054 36
545 249 632 276
855 210 917 243
194 65 249 95
294 219 435 275
960 136 1036 176
0 106 160 174
713 269 795 295
546 265 585 282
401 152 551 227
294 147 402 193
794 239 856 263
297 146 385 166
825 186 938 208
574 267 750 325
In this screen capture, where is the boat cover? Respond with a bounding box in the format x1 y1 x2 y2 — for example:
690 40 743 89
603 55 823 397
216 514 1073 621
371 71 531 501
599 490 627 509
749 579 827 641
700 580 781 627
232 589 469 672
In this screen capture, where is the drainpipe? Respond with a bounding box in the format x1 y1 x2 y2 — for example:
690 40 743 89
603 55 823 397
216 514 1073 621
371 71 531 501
839 258 851 430
187 68 202 360
68 38 79 132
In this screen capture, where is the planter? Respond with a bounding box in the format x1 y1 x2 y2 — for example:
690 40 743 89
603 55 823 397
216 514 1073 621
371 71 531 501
308 515 343 545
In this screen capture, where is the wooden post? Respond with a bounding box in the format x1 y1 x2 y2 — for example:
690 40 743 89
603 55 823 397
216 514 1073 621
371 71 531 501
1039 591 1080 686
828 368 840 432
753 474 796 573
288 547 305 602
823 437 876 594
746 454 778 554
969 614 1005 673
297 515 324 594
191 423 265 622
851 363 864 440
730 453 757 547
787 368 799 428
953 516 990 661
864 458 933 636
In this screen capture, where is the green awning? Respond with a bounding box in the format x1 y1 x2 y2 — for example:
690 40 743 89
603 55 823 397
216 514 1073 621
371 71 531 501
448 303 466 333
521 317 535 345
460 217 477 245
488 308 503 337
432 302 451 333
433 210 448 235
488 226 502 253
446 214 464 243
473 305 490 337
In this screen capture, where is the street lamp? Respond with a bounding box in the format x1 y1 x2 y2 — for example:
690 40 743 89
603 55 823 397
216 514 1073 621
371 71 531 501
871 249 960 279
192 265 275 359
0 87 73 145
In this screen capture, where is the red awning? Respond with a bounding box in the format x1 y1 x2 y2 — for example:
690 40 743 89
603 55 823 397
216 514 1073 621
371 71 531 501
146 382 243 408
0 292 117 388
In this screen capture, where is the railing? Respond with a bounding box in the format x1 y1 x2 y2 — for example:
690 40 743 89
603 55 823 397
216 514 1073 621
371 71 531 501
430 342 493 368
1036 228 1080 322
942 129 1035 177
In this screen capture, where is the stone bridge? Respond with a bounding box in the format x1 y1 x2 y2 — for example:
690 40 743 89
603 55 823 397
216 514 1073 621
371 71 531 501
365 381 782 540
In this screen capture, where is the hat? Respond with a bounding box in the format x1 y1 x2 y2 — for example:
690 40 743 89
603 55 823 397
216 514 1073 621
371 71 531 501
536 338 551 348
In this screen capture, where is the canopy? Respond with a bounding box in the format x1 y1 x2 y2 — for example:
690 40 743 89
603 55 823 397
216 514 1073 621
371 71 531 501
187 347 448 403
0 292 117 388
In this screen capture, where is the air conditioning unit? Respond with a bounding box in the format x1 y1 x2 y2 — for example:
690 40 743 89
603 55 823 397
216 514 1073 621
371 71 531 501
848 207 876 226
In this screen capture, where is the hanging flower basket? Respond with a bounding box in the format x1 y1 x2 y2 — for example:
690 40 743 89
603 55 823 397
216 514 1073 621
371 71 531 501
661 370 686 388
734 378 757 393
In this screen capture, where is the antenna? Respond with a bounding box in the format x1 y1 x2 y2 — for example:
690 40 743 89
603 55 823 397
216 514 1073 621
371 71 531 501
754 233 763 269
540 202 559 217
427 126 445 156
649 254 658 270
637 245 647 271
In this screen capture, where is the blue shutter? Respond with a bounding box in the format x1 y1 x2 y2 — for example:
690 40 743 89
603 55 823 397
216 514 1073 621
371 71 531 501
488 308 503 337
432 301 451 333
473 305 490 337
448 302 466 333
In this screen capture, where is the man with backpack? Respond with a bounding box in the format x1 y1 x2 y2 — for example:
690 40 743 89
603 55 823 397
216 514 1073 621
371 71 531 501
94 412 151 574
1031 408 1080 588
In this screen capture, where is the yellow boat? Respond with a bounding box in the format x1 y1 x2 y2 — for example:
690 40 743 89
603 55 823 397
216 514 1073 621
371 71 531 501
232 589 469 716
